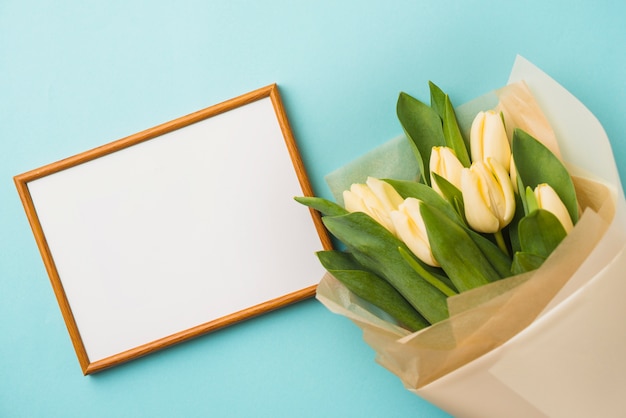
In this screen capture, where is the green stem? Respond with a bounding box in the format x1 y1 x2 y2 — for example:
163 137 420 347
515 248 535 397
398 247 458 297
494 230 509 257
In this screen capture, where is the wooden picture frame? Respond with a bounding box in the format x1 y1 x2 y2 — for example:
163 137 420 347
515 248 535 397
14 84 332 375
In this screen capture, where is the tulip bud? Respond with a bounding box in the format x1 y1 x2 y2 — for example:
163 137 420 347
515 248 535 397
343 177 404 234
534 183 574 233
470 110 511 171
429 146 464 195
390 198 439 267
461 158 516 233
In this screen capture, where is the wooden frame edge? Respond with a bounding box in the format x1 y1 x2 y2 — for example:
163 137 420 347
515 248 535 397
14 175 92 373
268 86 334 252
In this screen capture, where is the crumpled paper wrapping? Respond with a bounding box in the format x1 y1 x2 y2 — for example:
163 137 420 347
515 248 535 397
317 56 626 417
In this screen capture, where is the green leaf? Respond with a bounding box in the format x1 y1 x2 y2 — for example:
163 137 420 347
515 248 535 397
398 247 458 297
506 193 527 255
515 170 528 214
317 250 429 331
420 203 502 292
512 129 578 223
294 196 348 217
524 186 539 213
429 81 447 119
511 251 546 275
451 196 464 221
429 82 470 167
431 173 465 218
442 95 471 167
322 212 449 324
518 209 567 258
465 228 513 278
397 92 446 186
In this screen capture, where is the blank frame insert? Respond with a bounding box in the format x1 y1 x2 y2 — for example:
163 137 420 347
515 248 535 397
15 84 331 374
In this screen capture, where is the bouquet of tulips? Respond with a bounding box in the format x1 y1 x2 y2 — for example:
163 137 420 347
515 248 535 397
297 57 626 417
297 78 577 333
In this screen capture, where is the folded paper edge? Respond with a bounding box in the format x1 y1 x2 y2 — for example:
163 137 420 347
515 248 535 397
509 55 623 195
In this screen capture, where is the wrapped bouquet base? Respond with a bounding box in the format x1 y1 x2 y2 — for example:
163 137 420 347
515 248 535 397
317 57 626 417
417 225 626 417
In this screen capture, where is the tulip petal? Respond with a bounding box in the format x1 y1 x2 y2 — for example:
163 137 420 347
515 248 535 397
366 176 404 213
367 204 397 235
461 167 500 233
343 189 367 214
470 111 486 163
470 110 511 171
486 158 516 227
482 111 511 171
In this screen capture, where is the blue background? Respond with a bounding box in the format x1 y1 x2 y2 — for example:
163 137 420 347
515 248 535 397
1 1 625 417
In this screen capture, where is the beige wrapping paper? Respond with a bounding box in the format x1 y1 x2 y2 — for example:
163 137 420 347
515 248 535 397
317 56 626 416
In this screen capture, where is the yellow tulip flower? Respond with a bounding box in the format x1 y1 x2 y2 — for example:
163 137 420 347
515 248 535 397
429 146 464 194
391 198 439 267
461 158 516 234
343 177 404 234
470 110 511 171
534 183 574 233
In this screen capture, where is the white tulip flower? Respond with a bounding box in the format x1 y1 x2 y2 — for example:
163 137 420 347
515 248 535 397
461 158 516 234
534 183 574 233
470 110 511 171
343 177 404 234
391 198 439 267
429 146 464 195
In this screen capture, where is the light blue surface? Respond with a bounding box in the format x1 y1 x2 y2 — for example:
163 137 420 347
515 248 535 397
1 1 625 417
